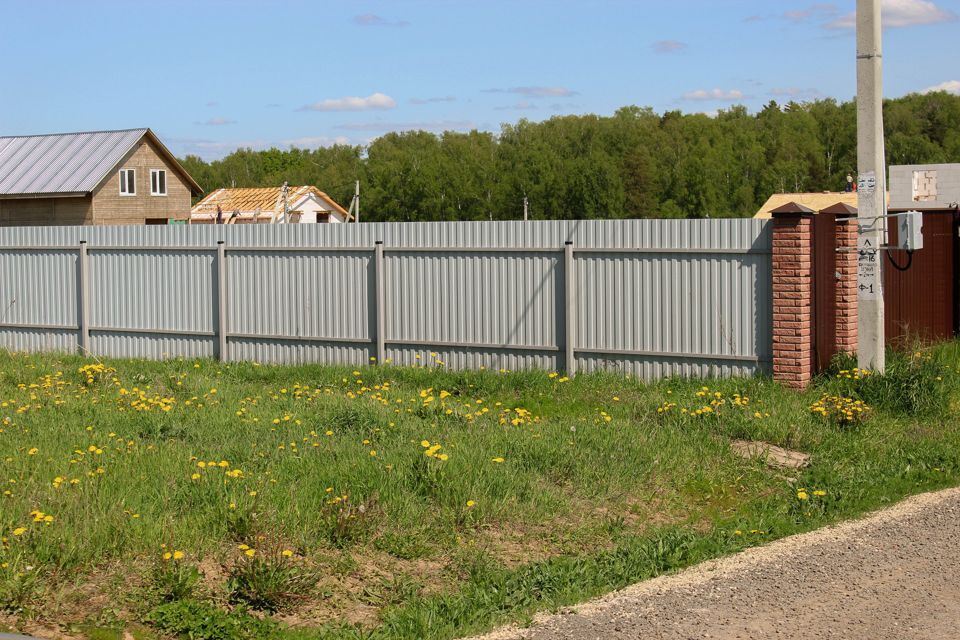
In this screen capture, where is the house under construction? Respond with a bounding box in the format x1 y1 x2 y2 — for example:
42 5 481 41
190 185 352 224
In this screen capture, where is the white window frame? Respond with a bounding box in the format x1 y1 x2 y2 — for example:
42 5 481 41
150 169 168 196
119 169 136 196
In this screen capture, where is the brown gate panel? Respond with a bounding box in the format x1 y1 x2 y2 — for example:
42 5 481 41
884 210 958 346
813 213 838 371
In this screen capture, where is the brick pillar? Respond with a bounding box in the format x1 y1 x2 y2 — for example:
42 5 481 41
834 214 859 356
771 203 815 389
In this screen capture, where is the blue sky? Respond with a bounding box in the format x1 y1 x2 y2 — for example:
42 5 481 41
1 0 958 159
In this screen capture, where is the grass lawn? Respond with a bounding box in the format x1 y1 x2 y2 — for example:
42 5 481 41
1 343 959 639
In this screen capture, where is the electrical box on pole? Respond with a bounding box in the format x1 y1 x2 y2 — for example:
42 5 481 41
897 211 924 252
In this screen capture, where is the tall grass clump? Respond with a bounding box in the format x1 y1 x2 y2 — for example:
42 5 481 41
826 344 954 418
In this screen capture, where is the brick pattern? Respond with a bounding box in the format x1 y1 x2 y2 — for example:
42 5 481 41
772 213 814 388
912 170 938 202
835 216 859 355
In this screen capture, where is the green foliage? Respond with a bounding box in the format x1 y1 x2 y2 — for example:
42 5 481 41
826 347 954 418
373 531 432 560
180 93 960 220
150 558 202 603
359 573 423 608
1 344 959 639
148 599 282 640
0 564 39 614
319 493 379 548
228 554 318 613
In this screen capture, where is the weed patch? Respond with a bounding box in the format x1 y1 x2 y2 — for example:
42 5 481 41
0 343 957 638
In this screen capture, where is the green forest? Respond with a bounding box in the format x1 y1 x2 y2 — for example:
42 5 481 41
180 92 960 221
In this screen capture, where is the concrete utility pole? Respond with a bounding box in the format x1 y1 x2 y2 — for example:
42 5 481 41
523 196 529 221
856 0 886 372
355 180 361 223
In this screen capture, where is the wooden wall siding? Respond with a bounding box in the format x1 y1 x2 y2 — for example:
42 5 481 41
91 140 192 224
0 196 93 226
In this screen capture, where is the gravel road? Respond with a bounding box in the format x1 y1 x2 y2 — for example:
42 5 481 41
470 487 960 640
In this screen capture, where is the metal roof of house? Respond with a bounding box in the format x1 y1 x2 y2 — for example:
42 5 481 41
191 186 351 219
0 128 202 197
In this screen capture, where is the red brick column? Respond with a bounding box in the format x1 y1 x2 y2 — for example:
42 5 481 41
834 214 859 355
771 204 815 389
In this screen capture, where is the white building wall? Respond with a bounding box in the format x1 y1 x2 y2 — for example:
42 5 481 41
889 164 960 209
290 194 346 223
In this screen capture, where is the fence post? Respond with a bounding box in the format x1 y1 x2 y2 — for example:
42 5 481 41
374 241 386 364
78 241 90 356
216 241 228 362
834 210 860 356
564 241 577 376
770 203 815 389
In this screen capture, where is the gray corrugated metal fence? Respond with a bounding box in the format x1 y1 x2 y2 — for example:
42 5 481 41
0 219 772 380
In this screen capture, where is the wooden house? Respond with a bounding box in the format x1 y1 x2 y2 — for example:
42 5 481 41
0 128 202 226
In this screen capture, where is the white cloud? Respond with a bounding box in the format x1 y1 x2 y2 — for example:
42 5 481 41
298 93 397 112
682 88 746 102
335 120 474 133
483 86 578 98
173 134 356 159
922 80 960 94
283 135 353 148
353 14 410 27
783 3 840 23
196 116 236 126
170 137 272 159
494 101 539 111
410 95 457 104
769 87 824 99
653 40 688 54
826 0 957 29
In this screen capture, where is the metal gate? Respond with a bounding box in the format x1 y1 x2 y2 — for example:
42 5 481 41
813 212 839 371
884 210 959 346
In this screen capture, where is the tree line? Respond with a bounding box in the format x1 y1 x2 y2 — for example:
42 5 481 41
180 92 960 221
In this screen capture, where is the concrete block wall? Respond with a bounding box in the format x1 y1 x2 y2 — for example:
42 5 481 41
889 164 960 210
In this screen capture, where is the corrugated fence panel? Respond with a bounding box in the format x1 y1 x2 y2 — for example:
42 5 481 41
0 247 79 353
225 248 375 368
383 249 563 370
575 252 770 379
87 248 216 359
0 219 772 380
0 248 78 326
384 250 561 346
90 249 215 333
227 250 372 340
0 218 772 251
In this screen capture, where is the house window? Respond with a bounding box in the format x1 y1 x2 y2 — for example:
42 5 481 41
150 169 167 196
119 169 136 196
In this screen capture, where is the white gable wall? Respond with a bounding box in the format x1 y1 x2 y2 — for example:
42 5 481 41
289 194 346 223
